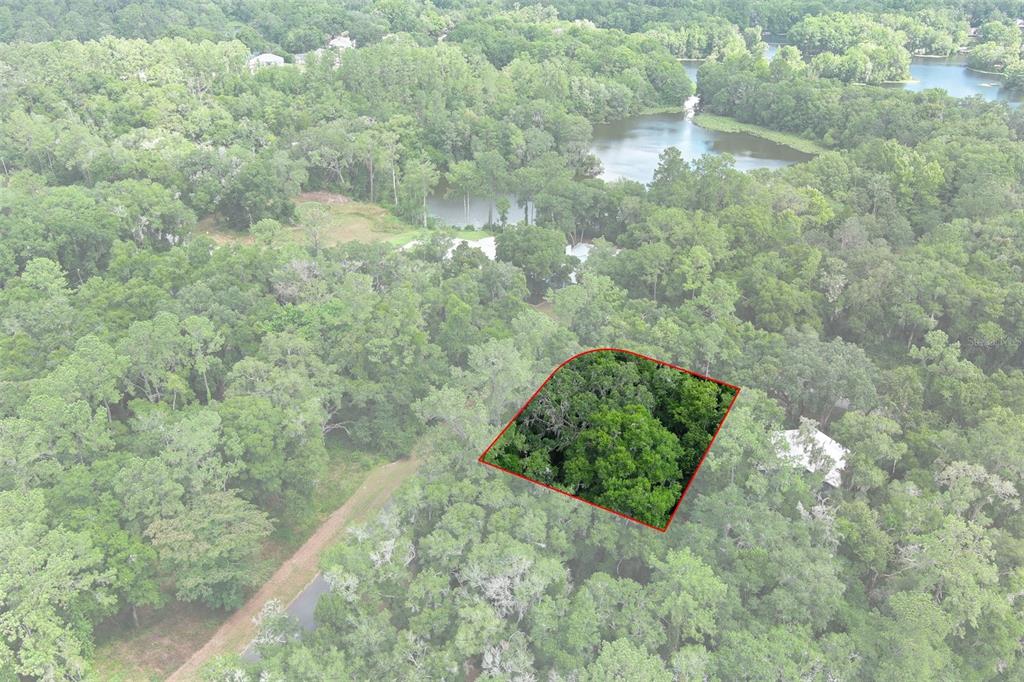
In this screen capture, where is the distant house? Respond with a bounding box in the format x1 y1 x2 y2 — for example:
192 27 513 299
248 53 284 71
778 422 847 487
328 33 355 50
446 236 496 260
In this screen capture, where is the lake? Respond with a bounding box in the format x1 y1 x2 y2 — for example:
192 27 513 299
899 55 1021 105
427 109 811 224
427 48 1019 223
591 113 812 183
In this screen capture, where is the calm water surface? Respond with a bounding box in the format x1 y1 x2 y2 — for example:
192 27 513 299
426 50 1020 229
426 190 530 228
591 113 812 183
901 55 1021 105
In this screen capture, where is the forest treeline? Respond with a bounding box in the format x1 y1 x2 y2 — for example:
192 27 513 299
1 0 1023 680
484 350 736 528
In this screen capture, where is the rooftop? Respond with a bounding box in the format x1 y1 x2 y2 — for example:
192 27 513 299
779 423 847 487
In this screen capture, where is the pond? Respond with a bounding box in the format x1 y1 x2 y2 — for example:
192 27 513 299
427 107 811 225
899 55 1021 105
428 46 1019 226
426 185 531 228
590 112 813 184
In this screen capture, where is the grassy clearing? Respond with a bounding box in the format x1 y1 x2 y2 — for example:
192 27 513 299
532 300 557 319
194 193 494 249
93 602 223 682
294 197 412 245
268 447 386 558
194 214 254 246
693 113 829 155
386 226 496 247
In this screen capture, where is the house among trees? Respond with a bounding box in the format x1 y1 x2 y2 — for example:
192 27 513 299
779 421 848 487
296 34 356 67
328 33 355 50
247 52 284 70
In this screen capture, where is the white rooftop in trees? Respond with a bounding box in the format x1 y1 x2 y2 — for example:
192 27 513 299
779 422 847 487
328 34 355 49
248 53 284 69
447 236 496 260
399 236 497 260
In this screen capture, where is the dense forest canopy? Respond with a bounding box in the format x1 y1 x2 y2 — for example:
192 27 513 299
1 0 1023 680
484 350 737 528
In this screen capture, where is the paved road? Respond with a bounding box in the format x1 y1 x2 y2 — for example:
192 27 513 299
240 573 329 662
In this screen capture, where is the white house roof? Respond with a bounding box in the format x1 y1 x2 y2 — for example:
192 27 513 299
566 242 592 263
248 53 284 67
328 34 355 49
399 236 497 260
446 236 496 260
779 426 847 487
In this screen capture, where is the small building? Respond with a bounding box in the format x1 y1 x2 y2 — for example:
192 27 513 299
399 236 497 261
778 422 847 487
328 33 355 50
446 236 496 260
248 53 285 71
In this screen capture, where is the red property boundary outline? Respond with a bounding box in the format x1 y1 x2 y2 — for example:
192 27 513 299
477 347 741 533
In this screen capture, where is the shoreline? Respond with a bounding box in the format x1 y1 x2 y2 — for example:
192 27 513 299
636 104 687 115
692 113 828 155
965 65 1005 77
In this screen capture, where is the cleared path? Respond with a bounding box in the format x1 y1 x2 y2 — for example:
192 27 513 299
168 456 420 681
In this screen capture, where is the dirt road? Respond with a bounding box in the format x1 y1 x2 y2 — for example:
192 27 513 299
167 456 421 681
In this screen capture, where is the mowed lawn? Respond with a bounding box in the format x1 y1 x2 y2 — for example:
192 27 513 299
195 192 493 248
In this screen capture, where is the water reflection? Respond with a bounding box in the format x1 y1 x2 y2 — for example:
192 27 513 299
428 45 1021 226
900 55 1021 105
591 113 812 184
426 189 531 228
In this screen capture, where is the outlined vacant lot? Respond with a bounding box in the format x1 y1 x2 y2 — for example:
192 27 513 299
480 348 739 531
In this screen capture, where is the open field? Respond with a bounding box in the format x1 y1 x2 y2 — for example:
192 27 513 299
92 603 224 682
693 113 829 155
195 194 410 246
194 193 493 249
